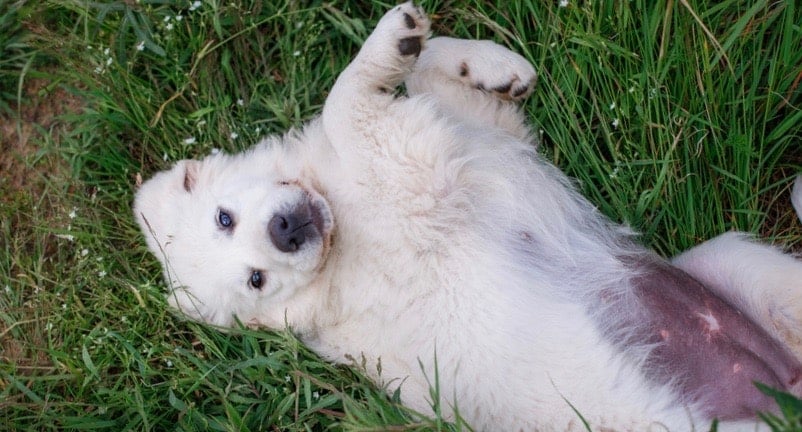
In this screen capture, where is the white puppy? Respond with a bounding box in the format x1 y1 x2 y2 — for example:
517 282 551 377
134 3 802 431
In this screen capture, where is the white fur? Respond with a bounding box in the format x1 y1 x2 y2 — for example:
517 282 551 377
134 3 802 431
793 175 802 224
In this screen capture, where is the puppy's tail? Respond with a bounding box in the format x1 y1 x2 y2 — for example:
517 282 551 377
793 175 802 224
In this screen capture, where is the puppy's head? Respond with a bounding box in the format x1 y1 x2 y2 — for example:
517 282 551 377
133 146 333 327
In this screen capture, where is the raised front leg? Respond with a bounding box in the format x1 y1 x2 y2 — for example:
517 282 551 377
321 2 430 153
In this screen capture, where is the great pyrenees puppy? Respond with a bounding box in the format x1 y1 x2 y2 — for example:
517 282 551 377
134 3 802 430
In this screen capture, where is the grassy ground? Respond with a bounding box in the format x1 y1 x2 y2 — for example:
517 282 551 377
2 0 802 430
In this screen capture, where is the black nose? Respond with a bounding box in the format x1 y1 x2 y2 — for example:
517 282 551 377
268 212 307 252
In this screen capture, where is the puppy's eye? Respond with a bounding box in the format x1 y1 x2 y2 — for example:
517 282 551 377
249 270 265 290
217 209 234 229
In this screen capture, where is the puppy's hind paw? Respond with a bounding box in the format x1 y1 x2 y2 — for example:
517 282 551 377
461 42 536 101
417 37 537 102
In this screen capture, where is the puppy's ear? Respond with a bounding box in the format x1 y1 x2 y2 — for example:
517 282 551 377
134 159 202 255
182 160 200 193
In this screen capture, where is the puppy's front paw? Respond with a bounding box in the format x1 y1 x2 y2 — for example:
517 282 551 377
367 2 430 68
390 3 429 57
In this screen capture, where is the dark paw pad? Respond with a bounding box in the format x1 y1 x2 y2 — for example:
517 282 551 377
398 36 422 57
493 82 513 94
512 85 531 98
403 12 416 29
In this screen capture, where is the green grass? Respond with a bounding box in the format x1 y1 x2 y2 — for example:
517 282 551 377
1 0 801 430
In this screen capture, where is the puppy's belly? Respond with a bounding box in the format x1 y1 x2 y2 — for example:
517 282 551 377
628 259 802 420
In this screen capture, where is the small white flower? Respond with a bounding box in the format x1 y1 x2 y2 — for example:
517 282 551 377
189 1 201 11
176 15 183 21
163 16 171 22
284 375 291 382
163 153 169 162
255 126 262 135
62 303 67 310
69 208 78 219
106 57 113 66
81 249 89 257
98 270 107 278
46 322 54 332
166 23 174 31
559 0 569 7
166 359 173 367
229 132 238 140
94 66 104 74
103 47 110 56
136 41 145 51
196 120 207 127
236 98 244 106
609 102 616 110
611 118 620 128
628 86 636 93
183 136 196 145
4 285 10 294
312 391 320 399
293 50 301 57
210 148 221 155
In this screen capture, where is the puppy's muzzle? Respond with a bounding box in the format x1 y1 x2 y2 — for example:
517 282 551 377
268 200 325 253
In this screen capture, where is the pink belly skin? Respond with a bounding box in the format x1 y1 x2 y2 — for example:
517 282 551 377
628 258 802 420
